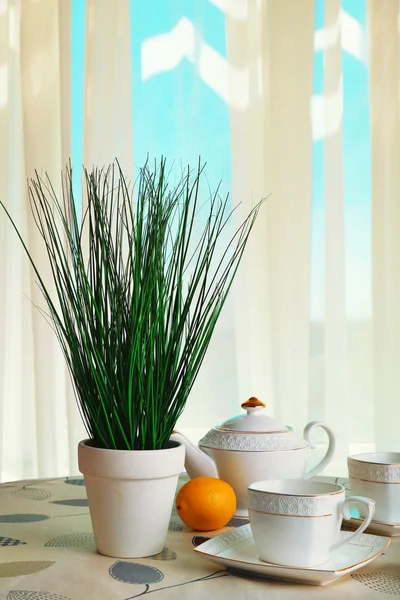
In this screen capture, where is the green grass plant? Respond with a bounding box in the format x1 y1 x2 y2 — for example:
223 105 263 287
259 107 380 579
1 158 262 450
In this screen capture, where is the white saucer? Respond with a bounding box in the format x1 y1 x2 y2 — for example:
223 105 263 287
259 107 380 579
193 524 390 586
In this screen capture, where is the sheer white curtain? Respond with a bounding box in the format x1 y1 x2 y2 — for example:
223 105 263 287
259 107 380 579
0 0 83 481
83 0 133 175
1 0 399 481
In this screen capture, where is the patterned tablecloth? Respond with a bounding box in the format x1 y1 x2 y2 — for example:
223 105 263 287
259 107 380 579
0 474 399 599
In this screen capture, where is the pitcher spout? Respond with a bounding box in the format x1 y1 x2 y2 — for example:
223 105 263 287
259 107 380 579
170 431 218 479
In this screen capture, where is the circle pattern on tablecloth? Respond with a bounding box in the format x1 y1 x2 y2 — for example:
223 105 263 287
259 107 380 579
168 516 183 531
225 517 250 527
109 561 164 584
352 572 400 595
50 499 88 507
0 514 50 523
64 478 85 486
192 536 210 547
0 562 54 578
11 489 51 501
0 536 27 546
7 592 71 600
148 547 177 561
44 533 95 548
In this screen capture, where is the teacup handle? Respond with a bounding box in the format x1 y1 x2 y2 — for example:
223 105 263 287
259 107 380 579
331 496 375 553
303 421 336 480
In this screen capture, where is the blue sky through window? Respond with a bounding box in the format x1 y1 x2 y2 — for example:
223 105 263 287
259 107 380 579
71 0 371 321
130 0 231 188
71 0 85 217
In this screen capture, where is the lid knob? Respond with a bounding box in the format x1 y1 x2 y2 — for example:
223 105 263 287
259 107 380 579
241 397 266 413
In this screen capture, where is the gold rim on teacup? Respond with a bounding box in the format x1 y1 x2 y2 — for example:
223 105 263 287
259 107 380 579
248 480 344 498
348 475 400 484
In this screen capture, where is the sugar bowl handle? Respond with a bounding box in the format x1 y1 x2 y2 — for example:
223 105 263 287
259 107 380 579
303 421 336 480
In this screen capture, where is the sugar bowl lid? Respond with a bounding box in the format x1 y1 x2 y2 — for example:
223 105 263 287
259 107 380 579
198 397 308 452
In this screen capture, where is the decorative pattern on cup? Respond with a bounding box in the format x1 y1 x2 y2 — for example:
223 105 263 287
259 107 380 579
348 460 400 483
247 489 337 517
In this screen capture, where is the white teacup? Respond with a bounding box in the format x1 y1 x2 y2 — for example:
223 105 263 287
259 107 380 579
248 479 375 568
348 452 400 524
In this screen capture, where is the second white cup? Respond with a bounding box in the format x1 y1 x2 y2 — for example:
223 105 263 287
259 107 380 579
248 479 375 568
348 452 400 523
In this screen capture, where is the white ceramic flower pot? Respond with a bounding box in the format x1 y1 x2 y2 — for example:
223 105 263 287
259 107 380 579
78 439 185 558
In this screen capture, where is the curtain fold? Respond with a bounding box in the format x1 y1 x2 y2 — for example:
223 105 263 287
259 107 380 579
368 0 400 452
84 0 133 177
0 0 30 481
226 0 315 430
225 0 273 409
322 0 348 472
21 0 73 477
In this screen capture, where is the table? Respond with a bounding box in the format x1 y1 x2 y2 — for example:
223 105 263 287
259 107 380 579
0 474 399 599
